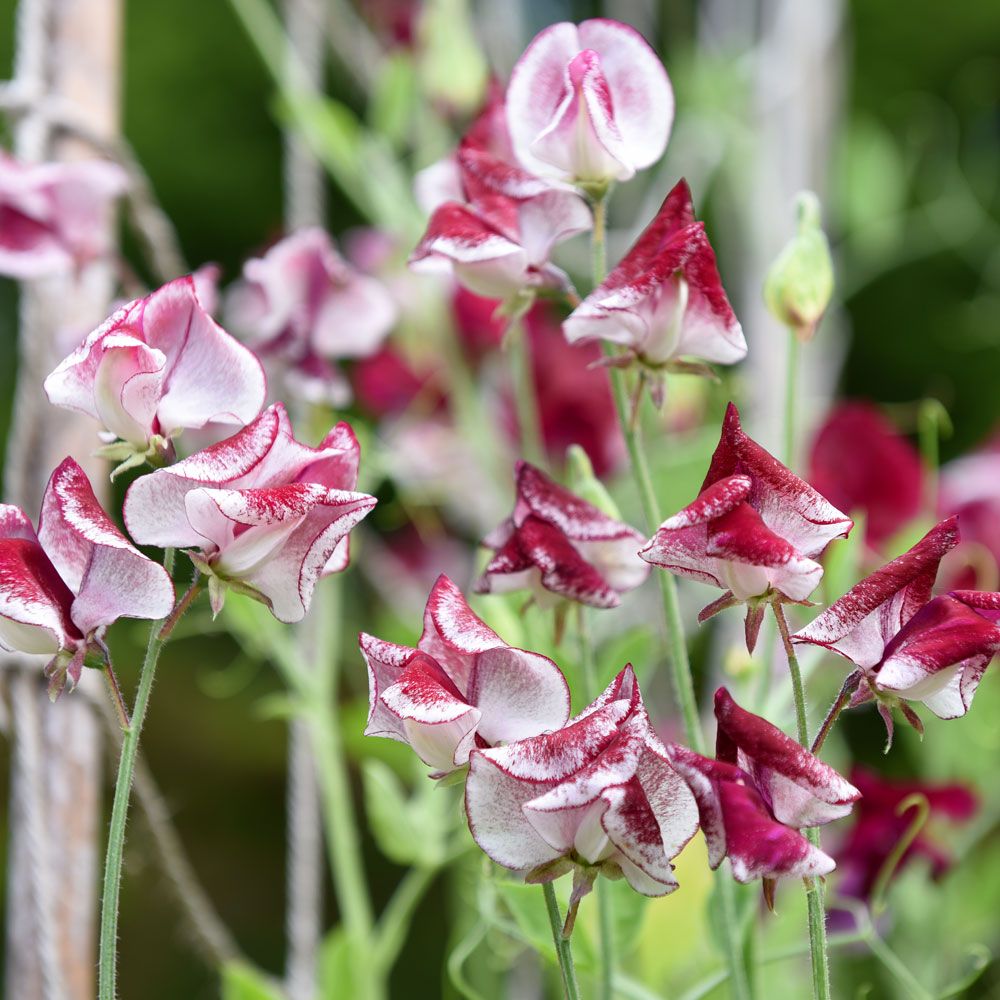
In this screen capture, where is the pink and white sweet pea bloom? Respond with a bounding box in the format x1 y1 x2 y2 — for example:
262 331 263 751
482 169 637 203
0 458 174 695
563 180 746 378
506 20 673 187
360 574 570 777
44 275 265 468
713 688 860 827
789 518 1000 727
0 153 127 278
123 403 376 623
667 746 836 885
466 666 698 904
475 461 648 609
640 403 853 651
226 227 397 405
410 146 591 301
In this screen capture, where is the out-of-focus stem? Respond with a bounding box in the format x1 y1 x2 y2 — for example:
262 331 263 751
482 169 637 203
507 318 545 466
784 331 800 466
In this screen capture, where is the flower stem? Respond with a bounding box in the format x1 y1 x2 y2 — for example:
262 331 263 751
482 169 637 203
772 602 832 1000
590 193 751 1000
507 317 545 466
784 331 800 466
576 605 613 1000
542 882 580 1000
103 664 131 730
99 547 178 1000
811 670 861 755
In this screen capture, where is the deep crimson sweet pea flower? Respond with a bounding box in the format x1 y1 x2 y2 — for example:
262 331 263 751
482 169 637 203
563 180 746 382
0 458 174 695
713 688 860 827
123 403 376 622
351 346 443 421
44 275 266 468
475 461 648 609
667 746 837 884
640 403 852 650
226 227 397 405
466 666 698 901
360 574 570 777
808 402 923 549
505 20 673 186
792 519 1000 724
835 766 977 905
0 153 127 278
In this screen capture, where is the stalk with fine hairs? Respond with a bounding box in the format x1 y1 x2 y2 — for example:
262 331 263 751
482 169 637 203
99 548 179 1000
589 194 753 1000
543 882 581 1000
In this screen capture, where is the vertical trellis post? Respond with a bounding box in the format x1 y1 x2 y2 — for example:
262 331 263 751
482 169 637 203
3 0 123 997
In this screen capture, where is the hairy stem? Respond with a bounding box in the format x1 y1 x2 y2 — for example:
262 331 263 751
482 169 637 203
590 194 751 1000
542 883 580 1000
772 602 832 1000
99 548 178 1000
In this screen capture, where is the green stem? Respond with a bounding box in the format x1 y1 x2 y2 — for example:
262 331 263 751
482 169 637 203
300 576 380 1000
508 318 545 466
542 883 580 1000
772 602 832 1000
373 865 438 973
591 193 751 1000
575 605 613 1000
99 547 177 1000
784 331 800 466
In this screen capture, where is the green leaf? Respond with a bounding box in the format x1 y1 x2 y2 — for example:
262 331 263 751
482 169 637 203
221 962 284 1000
370 53 418 148
361 759 450 867
319 927 355 999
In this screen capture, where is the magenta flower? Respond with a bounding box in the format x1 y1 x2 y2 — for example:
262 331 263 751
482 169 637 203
360 574 570 777
465 666 698 901
667 747 837 884
0 458 174 695
808 402 924 549
475 461 648 609
505 20 673 186
713 688 860 827
792 518 1000 723
44 276 266 471
123 403 376 622
0 153 127 278
835 766 977 905
226 227 397 405
563 180 746 380
640 403 853 650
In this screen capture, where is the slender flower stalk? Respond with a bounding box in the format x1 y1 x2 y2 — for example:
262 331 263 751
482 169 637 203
589 193 752 1000
543 882 581 1000
784 332 799 466
772 601 832 1000
99 547 178 1000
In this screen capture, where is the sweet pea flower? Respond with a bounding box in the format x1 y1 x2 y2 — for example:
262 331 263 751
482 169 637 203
808 402 923 549
410 144 591 301
0 458 174 696
466 666 698 913
360 574 570 777
563 180 746 390
225 227 397 405
835 766 977 907
123 403 376 622
506 20 673 187
713 688 861 828
790 518 1000 731
44 275 266 473
475 461 648 609
0 153 127 278
640 403 853 651
940 438 1000 588
667 746 837 886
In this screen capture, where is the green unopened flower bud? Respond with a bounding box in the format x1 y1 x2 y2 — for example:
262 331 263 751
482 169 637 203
764 191 834 342
567 445 622 519
417 0 488 114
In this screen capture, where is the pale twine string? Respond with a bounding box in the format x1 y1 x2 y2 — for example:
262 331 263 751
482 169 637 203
282 2 327 998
